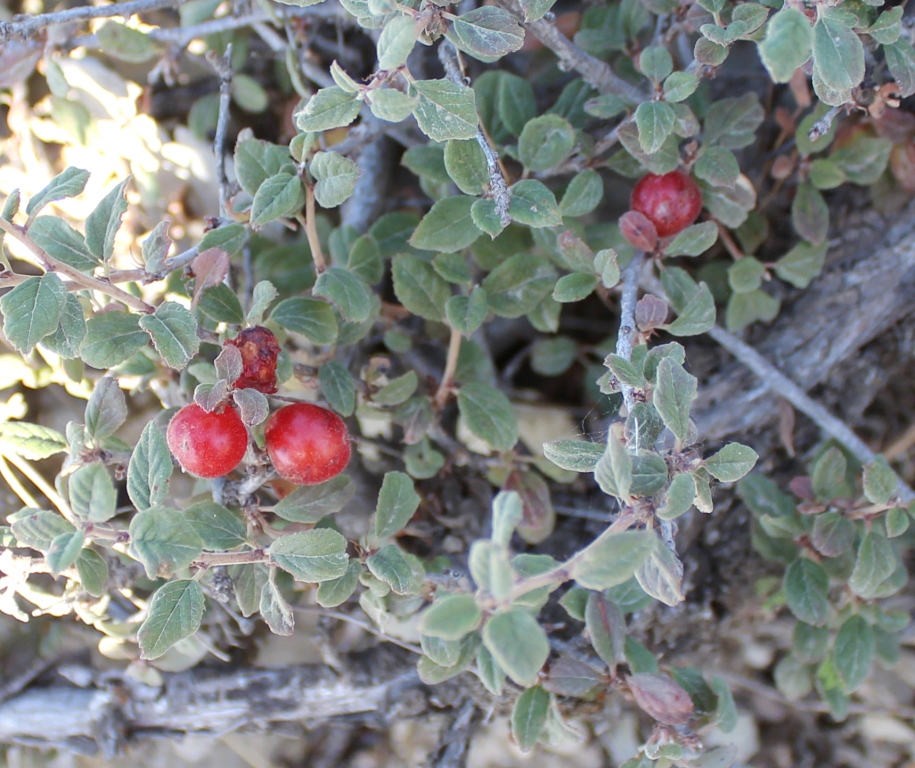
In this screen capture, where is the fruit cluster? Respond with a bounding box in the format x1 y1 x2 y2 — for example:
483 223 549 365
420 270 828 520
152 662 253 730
166 327 350 485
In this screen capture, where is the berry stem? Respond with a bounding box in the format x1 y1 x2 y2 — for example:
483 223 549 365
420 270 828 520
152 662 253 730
303 183 326 275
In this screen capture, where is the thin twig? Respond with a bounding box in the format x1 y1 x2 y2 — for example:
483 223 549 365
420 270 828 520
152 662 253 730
0 218 154 314
433 325 463 410
302 186 326 274
0 0 180 42
293 607 423 655
497 0 647 102
208 44 234 220
706 324 915 503
615 252 645 412
808 105 842 141
0 455 40 509
438 41 511 226
4 452 74 521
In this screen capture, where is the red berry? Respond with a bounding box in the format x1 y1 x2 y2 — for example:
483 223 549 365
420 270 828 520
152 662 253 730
265 403 351 486
226 326 281 394
166 403 248 479
630 170 703 238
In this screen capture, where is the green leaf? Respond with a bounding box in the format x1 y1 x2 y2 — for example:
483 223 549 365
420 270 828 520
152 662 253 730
705 443 758 482
638 45 673 81
80 312 145 368
373 371 418 405
316 560 361 607
185 501 247 550
138 580 205 660
457 381 518 452
811 512 855 557
758 7 813 82
483 609 550 686
0 273 66 355
127 421 172 512
595 429 632 499
519 114 576 172
530 336 577 377
725 289 780 332
812 446 847 500
653 358 697 442
376 14 418 69
849 532 898 599
274 475 356 523
128 507 203 579
68 463 117 522
634 101 676 154
448 6 525 62
310 151 360 208
85 178 129 263
813 14 865 93
295 86 362 132
366 544 419 594
774 242 827 288
630 451 669 496
271 297 338 346
198 224 245 262
571 530 657 590
704 93 765 149
138 302 199 370
560 170 603 217
595 249 621 288
368 88 419 122
46 529 85 575
446 287 488 337
76 548 108 597
482 254 556 318
552 272 598 303
411 79 479 142
511 686 550 753
830 137 892 186
410 196 481 253
247 280 278 326
863 457 896 505
0 421 67 460
313 267 373 323
319 361 357 417
662 71 699 103
260 573 295 636
97 21 156 62
444 140 488 196
421 593 482 640
832 615 874 692
347 235 384 285
25 167 90 217
793 622 830 664
269 528 349 582
792 181 829 246
694 147 739 189
9 509 74 552
784 558 830 626
234 139 290 197
250 173 305 227
543 440 604 473
809 159 846 190
508 180 562 228
585 591 625 668
635 538 684 606
375 471 421 539
29 216 99 273
886 39 915 97
392 254 451 322
666 283 715 336
198 284 245 324
40 293 87 359
664 222 718 257
658 472 697 520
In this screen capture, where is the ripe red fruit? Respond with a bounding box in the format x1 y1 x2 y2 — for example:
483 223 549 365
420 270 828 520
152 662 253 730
226 326 281 394
265 403 351 486
166 403 248 479
630 170 703 238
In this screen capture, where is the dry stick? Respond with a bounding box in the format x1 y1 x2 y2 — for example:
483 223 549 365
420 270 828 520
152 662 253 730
615 251 645 412
497 0 647 102
0 0 181 41
0 218 154 313
707 324 915 504
437 41 511 226
208 44 234 220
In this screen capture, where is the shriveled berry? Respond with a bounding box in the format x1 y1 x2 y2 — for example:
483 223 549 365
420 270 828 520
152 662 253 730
226 326 281 394
265 403 351 486
166 403 248 479
630 170 703 238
